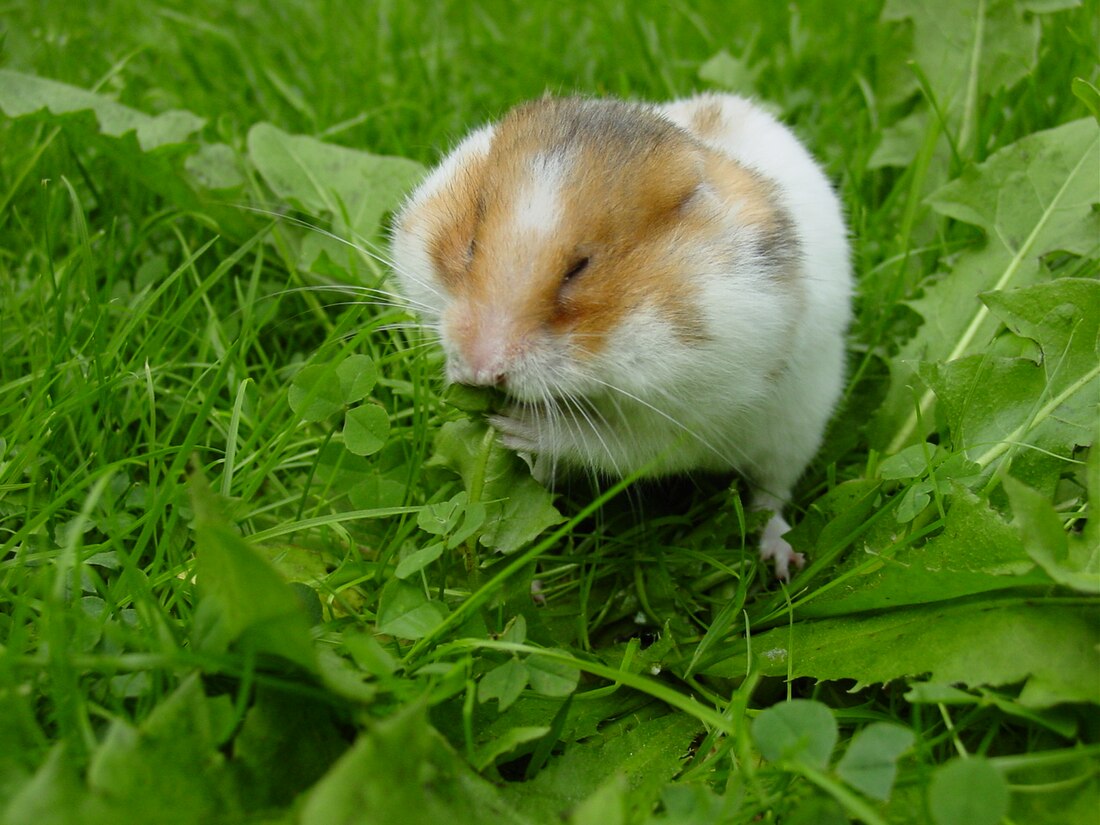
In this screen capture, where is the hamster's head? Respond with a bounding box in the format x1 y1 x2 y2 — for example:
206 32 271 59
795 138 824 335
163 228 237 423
390 97 784 406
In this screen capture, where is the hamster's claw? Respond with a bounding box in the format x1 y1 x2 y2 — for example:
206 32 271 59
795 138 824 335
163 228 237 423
759 512 805 582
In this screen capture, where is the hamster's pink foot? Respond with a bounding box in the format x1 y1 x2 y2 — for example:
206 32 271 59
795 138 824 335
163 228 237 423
759 511 804 581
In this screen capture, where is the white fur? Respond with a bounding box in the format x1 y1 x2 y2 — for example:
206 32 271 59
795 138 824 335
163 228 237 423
514 153 567 236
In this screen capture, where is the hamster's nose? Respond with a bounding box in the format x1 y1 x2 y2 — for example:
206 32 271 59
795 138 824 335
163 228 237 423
459 332 510 387
445 307 516 387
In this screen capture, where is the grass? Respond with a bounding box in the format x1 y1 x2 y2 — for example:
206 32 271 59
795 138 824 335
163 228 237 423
1 1 1098 823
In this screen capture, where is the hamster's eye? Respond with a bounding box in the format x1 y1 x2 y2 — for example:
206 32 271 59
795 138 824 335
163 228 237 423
562 257 590 283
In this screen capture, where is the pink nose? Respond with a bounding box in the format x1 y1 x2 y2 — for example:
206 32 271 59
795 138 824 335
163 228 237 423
460 328 510 386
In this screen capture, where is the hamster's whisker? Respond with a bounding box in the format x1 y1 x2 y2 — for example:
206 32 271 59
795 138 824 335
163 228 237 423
560 389 623 479
584 375 735 469
238 203 444 301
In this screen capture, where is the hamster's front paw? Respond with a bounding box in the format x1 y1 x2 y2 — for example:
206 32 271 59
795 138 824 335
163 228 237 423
759 512 805 582
489 406 542 454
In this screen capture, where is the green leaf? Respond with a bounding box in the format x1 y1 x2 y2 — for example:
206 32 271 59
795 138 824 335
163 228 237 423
299 704 533 825
709 599 1100 708
289 363 344 422
430 420 563 554
921 279 1100 487
375 578 448 640
875 118 1100 451
751 700 837 769
501 614 528 644
500 714 701 821
84 676 240 823
479 658 530 711
783 796 851 825
568 776 628 825
247 122 423 267
795 488 1051 619
349 470 407 509
190 475 317 672
232 687 348 809
2 746 106 825
473 726 549 772
336 354 378 403
698 51 760 95
448 501 487 549
343 403 390 456
394 542 445 580
418 492 467 536
184 142 245 191
1004 476 1099 593
928 757 1009 825
0 69 204 151
878 443 934 479
835 722 915 801
526 652 581 698
875 0 1059 167
442 383 500 413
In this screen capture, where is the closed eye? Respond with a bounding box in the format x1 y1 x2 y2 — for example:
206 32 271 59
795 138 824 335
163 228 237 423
562 256 590 283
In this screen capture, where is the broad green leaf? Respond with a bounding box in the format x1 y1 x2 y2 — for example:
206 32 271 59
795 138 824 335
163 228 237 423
875 118 1100 451
835 722 915 801
0 70 246 223
247 122 423 268
233 687 348 809
921 279 1100 489
878 443 934 479
86 677 234 803
928 757 1009 825
299 704 533 825
184 143 245 190
708 599 1100 708
649 783 731 825
348 470 407 509
0 69 204 151
335 354 379 403
874 0 1061 167
190 476 317 672
526 651 581 698
1004 476 1099 593
430 419 563 554
342 629 398 678
698 51 760 95
473 726 549 772
784 797 850 825
343 403 389 456
442 383 500 413
501 714 701 821
501 614 528 644
751 700 837 769
289 363 344 422
568 776 628 825
479 658 530 711
418 493 467 536
2 746 109 825
795 488 1051 619
394 541 444 579
448 501 487 549
375 578 448 640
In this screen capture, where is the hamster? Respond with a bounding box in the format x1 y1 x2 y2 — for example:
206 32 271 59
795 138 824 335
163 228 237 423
390 93 852 580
